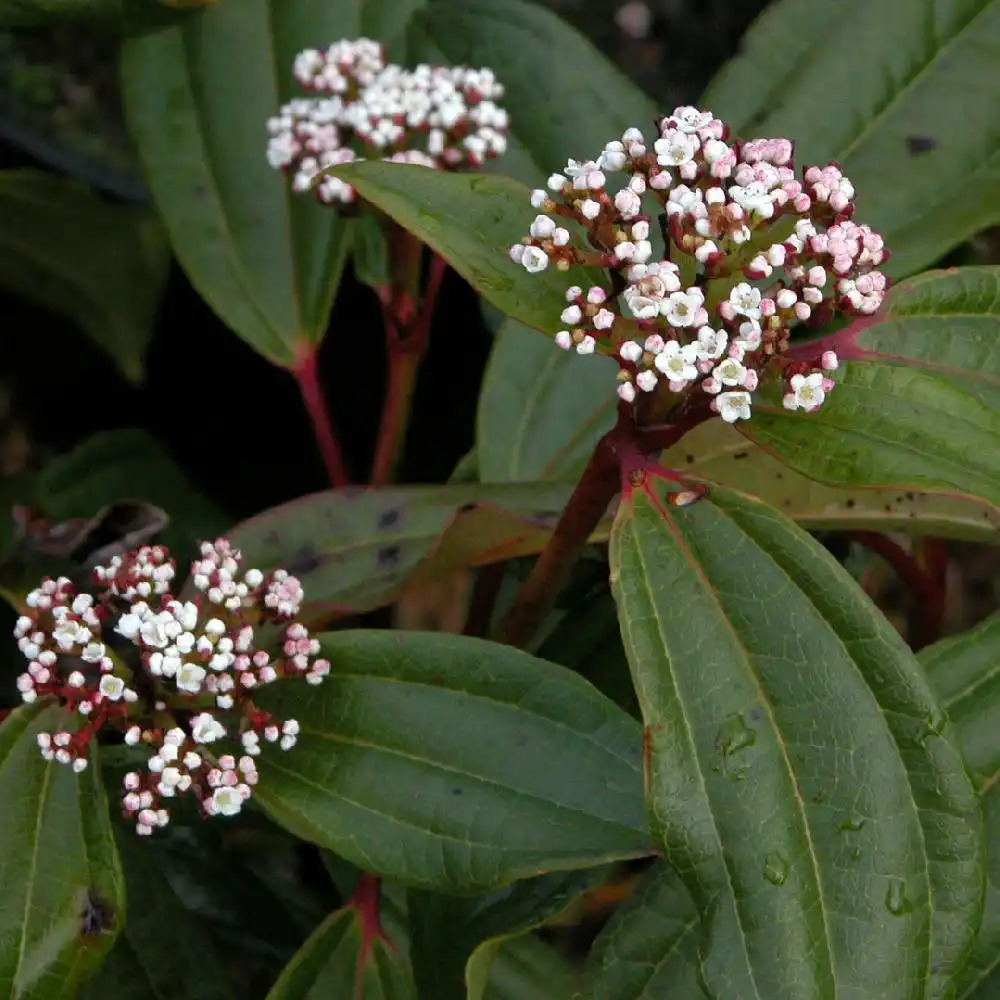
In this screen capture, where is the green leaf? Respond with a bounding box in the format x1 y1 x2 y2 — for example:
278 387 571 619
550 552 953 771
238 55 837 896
484 933 580 1000
0 170 169 383
921 616 1000 998
408 868 609 1000
411 0 658 185
537 588 637 718
663 419 1000 542
581 864 705 1000
328 163 600 336
0 702 124 999
610 481 983 999
251 630 650 893
78 830 244 1000
955 785 1000 999
920 610 1000 786
477 318 617 483
744 267 1000 511
120 0 354 366
265 905 416 1000
224 482 611 618
38 429 228 552
702 0 1000 278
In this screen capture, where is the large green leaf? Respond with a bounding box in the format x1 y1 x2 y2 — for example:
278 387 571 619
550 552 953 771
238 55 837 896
610 481 983 999
921 615 1000 998
702 0 1000 278
581 864 705 1000
484 933 580 1000
411 0 658 186
0 702 124 999
78 830 244 1000
477 318 617 482
265 905 416 1000
921 611 1000 785
0 170 168 383
252 630 650 892
120 0 354 365
329 163 600 336
666 420 1000 542
744 267 1000 512
408 868 608 1000
224 481 611 618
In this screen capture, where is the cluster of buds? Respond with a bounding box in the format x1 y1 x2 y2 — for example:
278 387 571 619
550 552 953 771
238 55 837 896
13 541 330 836
267 37 508 204
509 106 889 422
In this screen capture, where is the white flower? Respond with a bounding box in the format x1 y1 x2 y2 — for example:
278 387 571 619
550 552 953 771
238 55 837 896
599 141 628 172
653 341 698 383
191 712 226 744
176 663 207 694
593 309 616 330
98 675 126 701
614 188 642 219
576 336 597 355
529 215 555 238
662 290 701 327
716 391 753 423
666 106 714 133
729 180 775 218
784 372 827 411
626 295 661 320
695 326 728 363
554 331 573 350
560 304 582 325
714 357 748 386
729 283 762 319
580 199 601 220
520 246 549 273
635 370 659 392
617 381 637 403
619 341 643 363
654 130 699 167
735 319 762 351
208 786 245 817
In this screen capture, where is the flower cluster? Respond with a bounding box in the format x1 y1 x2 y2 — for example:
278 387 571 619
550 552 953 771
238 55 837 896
267 37 508 204
14 541 329 835
509 106 889 422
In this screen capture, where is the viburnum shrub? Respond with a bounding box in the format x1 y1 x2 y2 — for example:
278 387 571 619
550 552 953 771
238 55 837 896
2 3 1000 999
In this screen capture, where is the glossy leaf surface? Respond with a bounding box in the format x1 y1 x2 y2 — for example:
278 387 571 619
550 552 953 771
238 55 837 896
121 0 355 364
253 630 650 892
702 0 1000 277
610 481 983 998
0 703 123 999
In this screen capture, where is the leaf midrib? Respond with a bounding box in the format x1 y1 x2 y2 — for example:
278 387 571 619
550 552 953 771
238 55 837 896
642 495 839 994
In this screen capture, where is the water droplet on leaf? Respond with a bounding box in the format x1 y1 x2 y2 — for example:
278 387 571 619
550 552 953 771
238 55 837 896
763 853 788 885
885 877 912 915
839 816 865 833
717 713 756 756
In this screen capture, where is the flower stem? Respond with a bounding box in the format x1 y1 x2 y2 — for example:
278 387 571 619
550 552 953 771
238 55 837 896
293 348 351 488
371 251 448 486
493 427 621 648
850 531 945 650
494 406 710 649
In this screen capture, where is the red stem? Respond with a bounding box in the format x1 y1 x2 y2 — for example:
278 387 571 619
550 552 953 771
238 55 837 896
850 531 944 650
293 349 351 488
494 407 708 648
371 253 449 486
347 874 388 999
